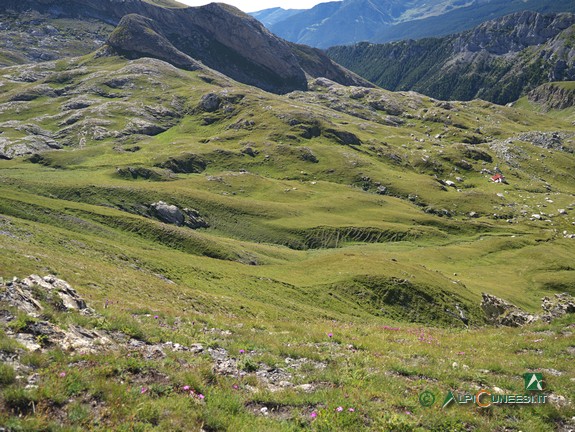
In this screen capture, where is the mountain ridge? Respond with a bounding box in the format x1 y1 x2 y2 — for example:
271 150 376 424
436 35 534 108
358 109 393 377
327 11 575 104
0 0 370 93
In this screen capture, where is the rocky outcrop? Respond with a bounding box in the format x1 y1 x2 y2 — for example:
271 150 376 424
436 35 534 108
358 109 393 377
541 293 575 322
107 14 202 72
452 11 575 55
0 274 94 317
481 293 539 327
0 134 63 160
149 201 209 229
517 131 575 153
481 292 575 327
2 0 370 94
0 58 190 159
527 82 575 111
0 274 323 394
116 166 168 181
155 153 207 174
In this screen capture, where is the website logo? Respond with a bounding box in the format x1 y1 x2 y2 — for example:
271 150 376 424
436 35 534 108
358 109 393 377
441 373 547 409
524 373 544 391
419 390 436 407
442 391 456 408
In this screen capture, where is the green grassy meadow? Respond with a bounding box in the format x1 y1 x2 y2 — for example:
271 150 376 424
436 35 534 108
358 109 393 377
0 55 574 430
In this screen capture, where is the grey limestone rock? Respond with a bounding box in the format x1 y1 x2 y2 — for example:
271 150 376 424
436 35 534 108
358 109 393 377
150 201 185 226
481 292 575 327
149 201 209 229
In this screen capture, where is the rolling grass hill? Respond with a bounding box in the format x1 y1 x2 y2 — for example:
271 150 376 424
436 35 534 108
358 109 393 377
0 53 574 430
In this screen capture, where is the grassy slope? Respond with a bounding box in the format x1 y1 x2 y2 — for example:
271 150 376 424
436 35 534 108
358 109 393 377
0 55 574 430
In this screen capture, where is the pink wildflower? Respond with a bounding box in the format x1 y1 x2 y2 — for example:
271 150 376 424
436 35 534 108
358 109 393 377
310 411 317 419
328 333 333 338
232 384 239 390
239 349 245 354
348 408 355 412
198 394 205 399
59 372 66 378
141 387 147 394
405 410 412 415
183 385 190 391
336 406 343 412
154 315 159 319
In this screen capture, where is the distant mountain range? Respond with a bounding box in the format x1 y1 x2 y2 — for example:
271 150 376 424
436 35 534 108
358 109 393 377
250 7 304 26
327 11 575 104
252 0 575 48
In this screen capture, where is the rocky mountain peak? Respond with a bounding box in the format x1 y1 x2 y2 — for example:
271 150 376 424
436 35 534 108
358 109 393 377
1 0 368 93
454 11 575 55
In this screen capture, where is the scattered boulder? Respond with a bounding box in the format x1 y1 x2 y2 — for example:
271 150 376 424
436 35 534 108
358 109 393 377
298 123 322 139
123 118 167 136
368 96 403 115
183 208 209 229
156 153 207 174
376 186 387 195
455 159 473 170
200 93 222 112
463 147 493 162
116 166 166 181
298 147 318 163
241 146 258 157
149 201 209 229
150 201 185 226
324 128 361 145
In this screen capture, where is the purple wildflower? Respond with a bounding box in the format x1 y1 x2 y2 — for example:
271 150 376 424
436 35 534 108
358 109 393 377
328 333 333 338
239 349 245 354
310 411 317 419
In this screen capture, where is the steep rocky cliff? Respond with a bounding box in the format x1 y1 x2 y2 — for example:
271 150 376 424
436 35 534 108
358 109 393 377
527 82 575 111
328 11 575 104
